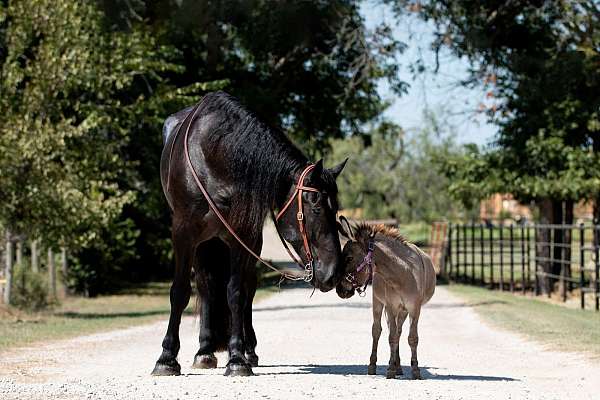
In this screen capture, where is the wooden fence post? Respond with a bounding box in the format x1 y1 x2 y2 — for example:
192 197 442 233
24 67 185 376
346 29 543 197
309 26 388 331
31 239 39 273
595 226 599 312
447 223 453 279
471 224 475 284
456 225 461 281
463 224 467 281
499 225 504 291
579 223 585 310
4 230 14 305
48 247 56 299
61 247 68 297
480 224 484 286
489 225 494 289
520 225 526 294
509 224 515 293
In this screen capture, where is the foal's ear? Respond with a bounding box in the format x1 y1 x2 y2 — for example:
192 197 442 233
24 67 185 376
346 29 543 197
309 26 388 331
328 158 348 180
338 215 354 240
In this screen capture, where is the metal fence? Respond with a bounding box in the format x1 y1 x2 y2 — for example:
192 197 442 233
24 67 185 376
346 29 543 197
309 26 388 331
443 223 600 311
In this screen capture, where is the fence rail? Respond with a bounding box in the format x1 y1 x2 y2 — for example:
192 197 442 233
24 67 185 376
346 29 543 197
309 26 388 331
443 222 600 311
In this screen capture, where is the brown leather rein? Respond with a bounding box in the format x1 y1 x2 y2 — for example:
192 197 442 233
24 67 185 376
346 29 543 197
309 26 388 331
166 102 318 282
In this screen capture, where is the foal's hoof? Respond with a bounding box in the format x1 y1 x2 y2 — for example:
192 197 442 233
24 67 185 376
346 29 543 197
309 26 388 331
151 361 181 376
367 365 377 375
386 369 397 379
192 353 217 369
246 352 259 368
224 362 254 377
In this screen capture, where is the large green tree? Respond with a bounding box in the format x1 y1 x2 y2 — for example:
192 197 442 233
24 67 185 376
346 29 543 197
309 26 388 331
391 0 600 293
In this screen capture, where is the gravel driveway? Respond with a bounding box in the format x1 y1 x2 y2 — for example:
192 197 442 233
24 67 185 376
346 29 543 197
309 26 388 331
1 286 599 400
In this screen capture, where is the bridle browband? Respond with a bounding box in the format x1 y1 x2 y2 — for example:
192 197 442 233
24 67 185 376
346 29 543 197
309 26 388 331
166 101 322 282
346 239 375 296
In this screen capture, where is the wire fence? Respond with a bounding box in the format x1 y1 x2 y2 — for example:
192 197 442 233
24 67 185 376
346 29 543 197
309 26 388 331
442 223 600 311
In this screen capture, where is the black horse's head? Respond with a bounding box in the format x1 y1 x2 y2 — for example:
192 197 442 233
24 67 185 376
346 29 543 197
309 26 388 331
276 159 347 292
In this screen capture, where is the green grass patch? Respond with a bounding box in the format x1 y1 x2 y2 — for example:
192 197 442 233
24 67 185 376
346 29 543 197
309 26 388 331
447 284 600 358
0 282 277 351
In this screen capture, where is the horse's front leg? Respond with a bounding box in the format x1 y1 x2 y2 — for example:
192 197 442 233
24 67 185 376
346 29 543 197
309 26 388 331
224 248 253 377
152 223 194 376
244 265 259 367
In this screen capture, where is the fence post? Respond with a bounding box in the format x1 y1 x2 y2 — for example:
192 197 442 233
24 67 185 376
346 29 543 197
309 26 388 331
595 226 599 312
509 225 515 292
489 225 494 289
471 224 475 284
61 247 68 297
4 230 13 305
499 224 504 291
526 226 531 291
520 225 526 294
31 239 39 273
447 223 453 279
579 223 585 310
534 225 540 296
16 241 23 268
48 247 56 300
480 224 485 286
463 224 468 282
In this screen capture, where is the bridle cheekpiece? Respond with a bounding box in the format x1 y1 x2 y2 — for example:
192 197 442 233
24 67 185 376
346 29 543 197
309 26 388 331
346 239 375 297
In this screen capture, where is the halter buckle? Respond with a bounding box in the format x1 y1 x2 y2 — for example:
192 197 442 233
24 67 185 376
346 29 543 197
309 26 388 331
303 261 314 282
297 211 304 221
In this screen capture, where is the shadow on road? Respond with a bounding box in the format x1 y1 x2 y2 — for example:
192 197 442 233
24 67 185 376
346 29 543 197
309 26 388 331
253 303 371 312
259 364 518 381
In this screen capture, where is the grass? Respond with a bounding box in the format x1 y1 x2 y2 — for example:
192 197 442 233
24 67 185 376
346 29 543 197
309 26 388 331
447 283 600 358
0 282 277 351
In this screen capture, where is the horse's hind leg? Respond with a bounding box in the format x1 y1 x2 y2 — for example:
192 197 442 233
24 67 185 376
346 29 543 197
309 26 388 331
192 239 230 369
395 310 409 376
244 265 259 367
408 307 422 380
152 222 195 376
368 298 384 375
385 307 400 379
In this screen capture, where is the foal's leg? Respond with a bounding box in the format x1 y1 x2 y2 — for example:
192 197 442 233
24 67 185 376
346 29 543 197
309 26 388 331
244 265 259 367
385 307 400 379
408 306 422 380
152 223 195 376
395 310 409 376
224 247 253 377
368 298 384 375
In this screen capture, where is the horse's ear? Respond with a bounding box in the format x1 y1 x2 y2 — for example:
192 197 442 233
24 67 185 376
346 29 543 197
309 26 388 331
337 221 350 239
329 158 348 179
313 159 324 178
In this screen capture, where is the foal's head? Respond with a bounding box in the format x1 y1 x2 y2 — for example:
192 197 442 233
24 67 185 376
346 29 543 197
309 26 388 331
336 239 371 299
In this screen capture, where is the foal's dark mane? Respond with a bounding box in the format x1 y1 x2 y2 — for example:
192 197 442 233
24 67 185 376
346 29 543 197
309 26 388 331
197 91 339 239
353 222 409 249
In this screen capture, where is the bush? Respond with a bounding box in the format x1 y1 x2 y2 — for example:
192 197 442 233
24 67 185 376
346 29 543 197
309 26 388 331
10 264 50 311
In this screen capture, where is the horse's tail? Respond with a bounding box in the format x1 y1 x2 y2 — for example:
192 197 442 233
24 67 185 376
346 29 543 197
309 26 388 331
194 240 231 352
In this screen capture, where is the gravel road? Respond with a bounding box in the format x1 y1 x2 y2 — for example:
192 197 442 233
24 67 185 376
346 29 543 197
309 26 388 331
1 286 599 400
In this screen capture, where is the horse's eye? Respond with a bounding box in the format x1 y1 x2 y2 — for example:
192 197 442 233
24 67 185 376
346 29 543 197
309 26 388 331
346 256 353 262
312 206 321 215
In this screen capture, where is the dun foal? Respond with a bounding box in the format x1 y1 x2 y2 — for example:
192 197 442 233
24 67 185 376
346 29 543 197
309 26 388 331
336 222 436 379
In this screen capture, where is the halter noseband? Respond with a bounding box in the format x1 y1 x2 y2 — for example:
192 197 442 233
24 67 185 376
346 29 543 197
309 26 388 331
346 239 375 297
275 164 320 281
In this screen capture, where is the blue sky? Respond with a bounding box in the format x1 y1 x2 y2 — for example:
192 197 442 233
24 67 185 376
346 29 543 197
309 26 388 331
361 3 498 145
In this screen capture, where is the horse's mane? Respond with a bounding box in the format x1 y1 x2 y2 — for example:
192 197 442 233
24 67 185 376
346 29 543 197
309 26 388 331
353 222 409 247
197 91 339 239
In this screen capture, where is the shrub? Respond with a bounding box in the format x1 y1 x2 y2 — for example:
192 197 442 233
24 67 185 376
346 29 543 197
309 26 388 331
10 264 50 311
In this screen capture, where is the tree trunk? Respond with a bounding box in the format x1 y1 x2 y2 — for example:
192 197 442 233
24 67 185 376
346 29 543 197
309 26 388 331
4 230 13 305
536 199 553 295
16 241 23 268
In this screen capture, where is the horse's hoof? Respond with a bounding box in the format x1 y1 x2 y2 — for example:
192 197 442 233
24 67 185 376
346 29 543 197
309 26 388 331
224 362 254 377
192 353 217 369
246 352 259 368
151 361 181 376
397 367 404 376
386 369 396 379
367 365 377 375
411 369 422 380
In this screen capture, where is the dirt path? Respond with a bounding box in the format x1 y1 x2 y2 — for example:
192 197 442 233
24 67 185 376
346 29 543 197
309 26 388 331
1 286 599 400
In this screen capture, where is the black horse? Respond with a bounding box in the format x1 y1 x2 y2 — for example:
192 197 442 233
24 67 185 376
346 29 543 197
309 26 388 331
153 91 348 377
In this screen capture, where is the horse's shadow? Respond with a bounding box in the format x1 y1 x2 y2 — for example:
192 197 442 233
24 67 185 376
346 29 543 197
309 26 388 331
258 364 518 381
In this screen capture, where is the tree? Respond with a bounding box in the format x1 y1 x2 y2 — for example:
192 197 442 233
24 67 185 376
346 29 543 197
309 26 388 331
328 112 471 223
390 0 600 293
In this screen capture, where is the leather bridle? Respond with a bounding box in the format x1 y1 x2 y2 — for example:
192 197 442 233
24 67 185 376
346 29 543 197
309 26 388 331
273 164 321 281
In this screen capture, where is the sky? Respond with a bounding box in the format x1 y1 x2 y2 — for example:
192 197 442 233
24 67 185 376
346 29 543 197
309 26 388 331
361 3 498 146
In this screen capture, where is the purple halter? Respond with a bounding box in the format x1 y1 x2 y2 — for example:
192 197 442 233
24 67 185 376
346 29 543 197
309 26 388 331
345 239 375 296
